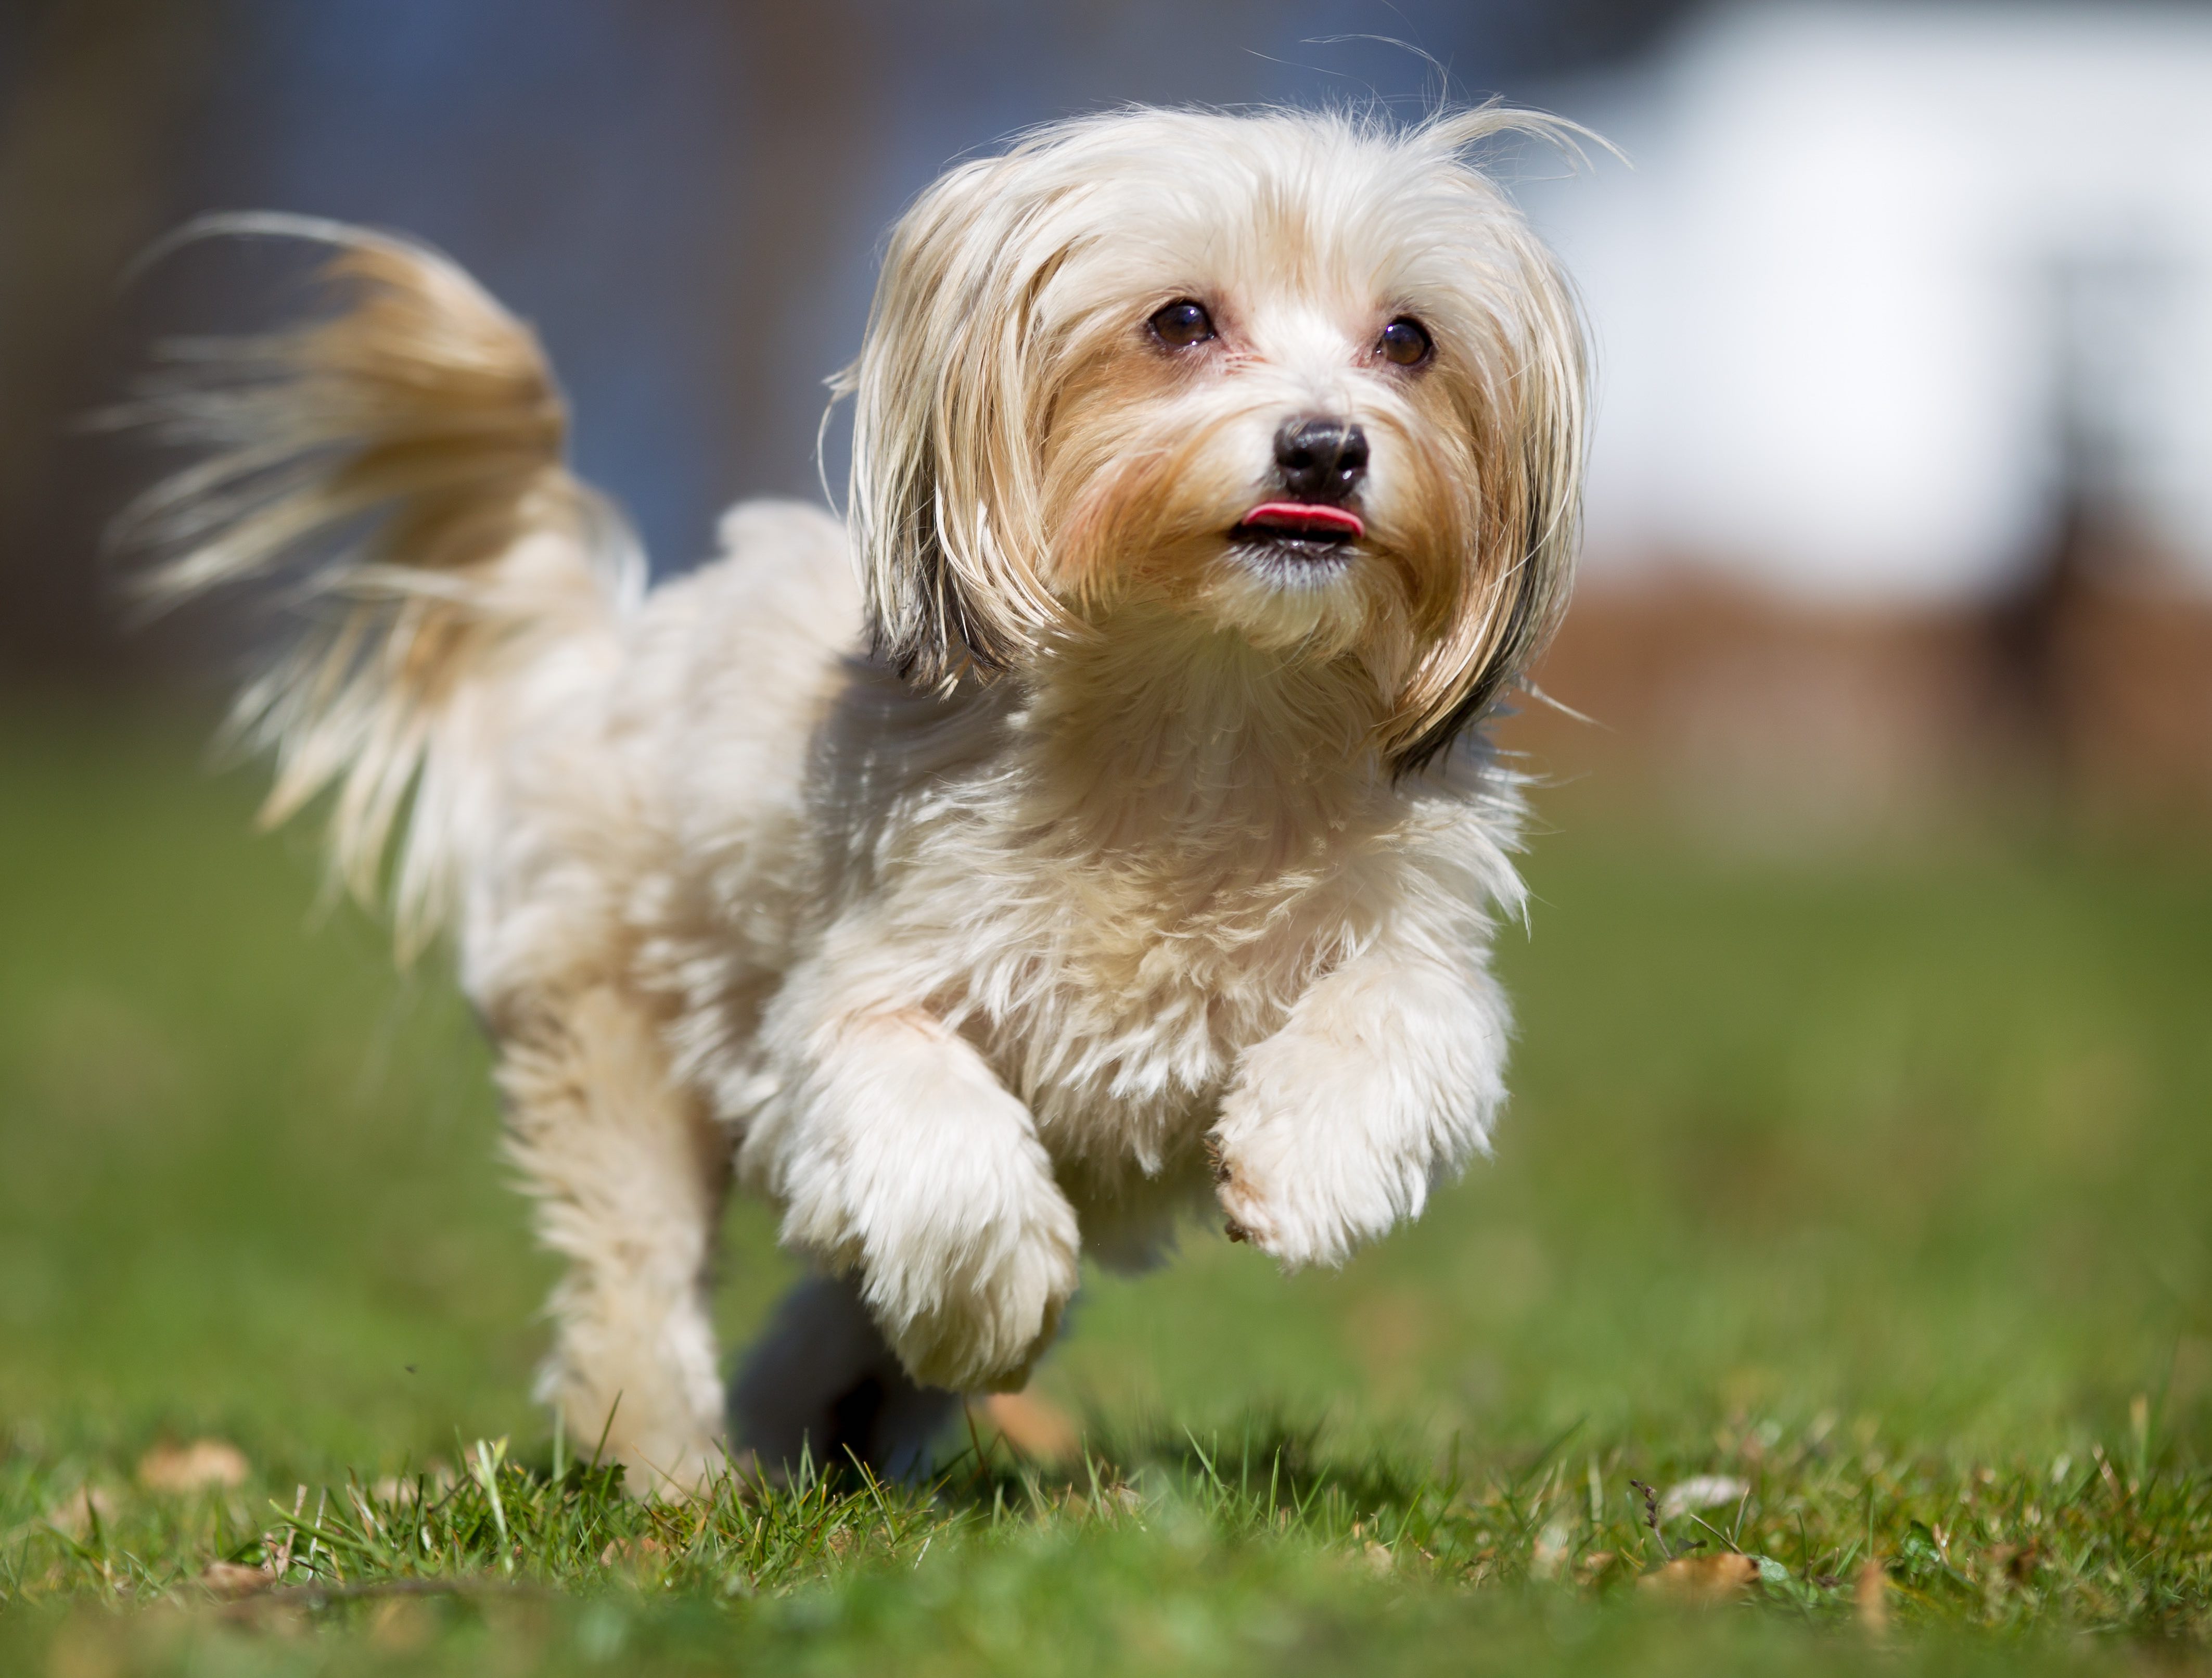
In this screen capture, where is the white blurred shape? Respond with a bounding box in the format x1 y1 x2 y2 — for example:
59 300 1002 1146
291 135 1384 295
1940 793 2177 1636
1659 1473 1750 1524
1519 2 2212 602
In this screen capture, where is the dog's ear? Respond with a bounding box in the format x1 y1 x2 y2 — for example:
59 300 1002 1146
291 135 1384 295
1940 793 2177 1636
1385 110 1591 774
841 154 1070 688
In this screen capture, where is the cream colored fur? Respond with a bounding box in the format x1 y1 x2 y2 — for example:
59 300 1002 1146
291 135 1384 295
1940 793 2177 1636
120 108 1588 1496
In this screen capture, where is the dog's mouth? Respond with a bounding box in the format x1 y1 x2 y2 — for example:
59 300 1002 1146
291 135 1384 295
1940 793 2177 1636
1230 501 1364 557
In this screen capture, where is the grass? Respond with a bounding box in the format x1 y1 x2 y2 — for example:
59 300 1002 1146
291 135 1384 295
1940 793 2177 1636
2 703 2209 1673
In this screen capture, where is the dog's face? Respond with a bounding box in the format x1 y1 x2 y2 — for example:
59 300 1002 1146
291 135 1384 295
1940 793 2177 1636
848 108 1587 767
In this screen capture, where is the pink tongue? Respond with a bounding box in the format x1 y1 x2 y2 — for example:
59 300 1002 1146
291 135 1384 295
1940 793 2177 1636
1241 501 1364 538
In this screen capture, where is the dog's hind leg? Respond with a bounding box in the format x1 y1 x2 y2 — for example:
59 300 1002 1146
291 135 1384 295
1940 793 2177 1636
729 1272 962 1484
497 985 732 1498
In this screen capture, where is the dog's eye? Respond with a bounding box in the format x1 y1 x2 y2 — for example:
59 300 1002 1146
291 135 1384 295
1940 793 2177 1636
1379 317 1433 368
1148 299 1216 349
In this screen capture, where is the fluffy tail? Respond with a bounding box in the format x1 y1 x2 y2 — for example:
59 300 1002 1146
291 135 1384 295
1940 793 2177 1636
112 214 640 953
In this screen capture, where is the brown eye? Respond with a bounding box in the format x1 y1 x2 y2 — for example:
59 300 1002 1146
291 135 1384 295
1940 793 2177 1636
1148 299 1216 349
1379 316 1432 367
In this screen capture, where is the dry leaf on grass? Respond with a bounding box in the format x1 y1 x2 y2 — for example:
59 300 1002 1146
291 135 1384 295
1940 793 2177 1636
598 1535 667 1569
1577 1550 1618 1586
199 1561 273 1599
1856 1558 1890 1634
45 1484 119 1538
1638 1552 1759 1600
974 1390 1081 1462
138 1439 250 1493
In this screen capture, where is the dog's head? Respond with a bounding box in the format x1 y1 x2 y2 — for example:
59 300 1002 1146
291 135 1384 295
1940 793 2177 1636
846 107 1587 769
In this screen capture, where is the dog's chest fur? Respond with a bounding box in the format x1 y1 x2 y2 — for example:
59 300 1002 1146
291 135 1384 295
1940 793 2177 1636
944 812 1376 1177
616 603 1506 1241
812 647 1415 1188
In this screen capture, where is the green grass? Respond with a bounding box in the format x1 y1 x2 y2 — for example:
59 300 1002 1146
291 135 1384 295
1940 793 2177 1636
3 705 2210 1674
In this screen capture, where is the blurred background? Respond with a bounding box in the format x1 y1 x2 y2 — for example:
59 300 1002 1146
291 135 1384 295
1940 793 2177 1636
4 0 2209 830
2 1 2208 1484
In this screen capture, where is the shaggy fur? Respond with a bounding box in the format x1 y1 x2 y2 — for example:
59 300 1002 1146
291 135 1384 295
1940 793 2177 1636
117 107 1588 1496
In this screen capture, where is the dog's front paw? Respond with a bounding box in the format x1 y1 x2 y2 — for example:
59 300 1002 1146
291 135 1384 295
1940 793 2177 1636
759 1010 1085 1396
1210 1124 1342 1270
879 1203 1081 1393
1209 1092 1427 1273
824 1129 1081 1393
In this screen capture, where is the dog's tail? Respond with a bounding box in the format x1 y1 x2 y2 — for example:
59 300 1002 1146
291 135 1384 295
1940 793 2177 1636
112 215 640 955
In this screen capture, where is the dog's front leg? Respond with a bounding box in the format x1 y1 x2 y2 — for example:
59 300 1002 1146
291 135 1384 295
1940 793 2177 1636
1210 937 1510 1270
739 999 1080 1395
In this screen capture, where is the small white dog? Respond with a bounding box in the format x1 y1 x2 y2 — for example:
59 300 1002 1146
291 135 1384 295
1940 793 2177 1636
120 106 1587 1495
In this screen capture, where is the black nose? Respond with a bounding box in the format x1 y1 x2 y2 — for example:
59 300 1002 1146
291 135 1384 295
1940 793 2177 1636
1274 417 1369 502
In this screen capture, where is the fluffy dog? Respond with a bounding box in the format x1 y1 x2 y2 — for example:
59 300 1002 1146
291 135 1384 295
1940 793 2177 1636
118 105 1588 1495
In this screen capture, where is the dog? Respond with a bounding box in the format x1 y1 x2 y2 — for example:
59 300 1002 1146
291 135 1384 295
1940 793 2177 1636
116 105 1588 1496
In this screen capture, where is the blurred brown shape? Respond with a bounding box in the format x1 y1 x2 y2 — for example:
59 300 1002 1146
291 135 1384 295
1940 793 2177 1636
1506 564 2212 834
1855 1556 1890 1635
199 1559 273 1599
973 1389 1081 1463
138 1437 251 1492
43 1483 119 1538
1636 1550 1758 1600
598 1533 668 1572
